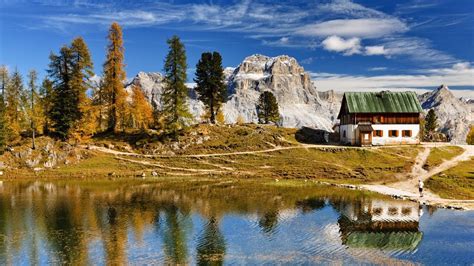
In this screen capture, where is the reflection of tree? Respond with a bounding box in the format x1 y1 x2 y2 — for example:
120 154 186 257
258 210 279 235
44 200 89 264
161 204 191 265
101 206 128 265
196 216 226 265
296 198 325 213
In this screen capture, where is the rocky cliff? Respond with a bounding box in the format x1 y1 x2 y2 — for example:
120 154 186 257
222 55 333 130
418 85 472 143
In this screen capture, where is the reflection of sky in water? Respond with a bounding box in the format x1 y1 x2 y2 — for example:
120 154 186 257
0 182 473 265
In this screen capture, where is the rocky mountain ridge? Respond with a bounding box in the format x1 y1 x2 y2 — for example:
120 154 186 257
124 55 472 143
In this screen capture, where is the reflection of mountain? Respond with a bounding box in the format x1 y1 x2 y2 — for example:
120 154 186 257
336 199 423 251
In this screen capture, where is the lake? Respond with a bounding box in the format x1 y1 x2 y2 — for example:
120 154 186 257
0 179 473 265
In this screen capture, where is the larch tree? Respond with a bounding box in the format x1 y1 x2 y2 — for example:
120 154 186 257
102 22 127 132
5 69 26 141
194 52 227 124
257 91 280 124
424 109 438 141
0 66 8 153
26 70 42 148
130 84 153 130
161 36 192 135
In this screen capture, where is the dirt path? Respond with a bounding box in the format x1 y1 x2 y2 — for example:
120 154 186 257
86 143 354 158
359 144 474 210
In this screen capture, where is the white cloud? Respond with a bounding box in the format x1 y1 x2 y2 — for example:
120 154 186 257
368 67 388 71
312 63 474 92
365 46 387 55
296 18 408 38
321 36 361 55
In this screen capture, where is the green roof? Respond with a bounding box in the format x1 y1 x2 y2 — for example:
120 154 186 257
343 91 423 114
344 231 423 251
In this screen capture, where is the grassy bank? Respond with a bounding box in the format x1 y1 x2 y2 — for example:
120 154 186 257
426 158 474 200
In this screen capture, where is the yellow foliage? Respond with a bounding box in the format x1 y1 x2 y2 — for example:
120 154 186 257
216 111 225 125
130 85 153 130
236 115 245 125
467 125 474 145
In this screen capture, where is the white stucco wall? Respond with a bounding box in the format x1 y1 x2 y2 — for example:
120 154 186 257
340 124 420 145
372 124 420 145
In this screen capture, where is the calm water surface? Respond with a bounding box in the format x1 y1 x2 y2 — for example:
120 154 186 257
0 180 473 265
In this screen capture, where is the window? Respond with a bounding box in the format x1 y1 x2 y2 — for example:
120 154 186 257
373 130 383 137
389 130 399 137
343 130 346 138
402 130 412 137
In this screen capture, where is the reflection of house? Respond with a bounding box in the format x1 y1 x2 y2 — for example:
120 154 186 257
337 91 423 146
337 199 423 251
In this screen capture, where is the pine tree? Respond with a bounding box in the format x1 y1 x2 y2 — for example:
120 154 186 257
39 78 54 135
194 52 227 124
48 37 94 140
102 22 127 132
0 66 8 153
5 69 25 141
424 109 438 141
48 46 76 139
162 36 192 135
69 37 96 140
130 84 153 130
257 91 280 124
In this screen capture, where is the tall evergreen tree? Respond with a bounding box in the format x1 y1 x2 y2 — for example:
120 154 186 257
48 37 94 140
48 46 76 139
70 37 94 120
194 52 227 124
0 66 8 153
102 22 127 132
5 69 25 141
424 109 438 141
257 91 280 124
162 36 192 134
39 78 54 135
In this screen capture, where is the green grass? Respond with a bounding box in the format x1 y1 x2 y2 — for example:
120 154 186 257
426 158 474 200
423 146 465 170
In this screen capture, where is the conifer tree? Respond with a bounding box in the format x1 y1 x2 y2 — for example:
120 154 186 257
130 84 153 130
27 70 41 148
424 109 438 141
102 22 127 132
5 69 25 141
48 46 76 139
69 37 96 140
162 36 192 135
257 91 280 124
48 37 94 140
39 78 54 135
0 66 8 153
194 52 227 124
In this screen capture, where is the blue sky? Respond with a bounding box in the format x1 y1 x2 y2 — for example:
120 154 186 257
1 0 473 91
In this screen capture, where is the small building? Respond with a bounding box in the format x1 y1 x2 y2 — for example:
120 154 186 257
337 91 423 146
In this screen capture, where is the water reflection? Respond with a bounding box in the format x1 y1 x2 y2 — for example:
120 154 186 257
335 199 422 251
0 180 472 264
